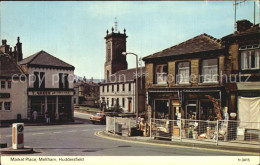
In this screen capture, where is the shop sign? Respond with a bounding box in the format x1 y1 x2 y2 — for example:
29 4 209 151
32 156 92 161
0 93 10 98
28 91 73 96
236 82 260 90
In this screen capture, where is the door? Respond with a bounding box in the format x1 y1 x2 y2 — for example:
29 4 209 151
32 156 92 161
128 100 132 112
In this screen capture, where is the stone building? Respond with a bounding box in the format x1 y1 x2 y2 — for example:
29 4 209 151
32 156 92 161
19 50 75 121
100 27 145 114
222 20 260 127
143 33 226 120
0 38 27 121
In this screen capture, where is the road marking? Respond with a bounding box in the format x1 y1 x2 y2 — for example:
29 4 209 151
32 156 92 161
32 133 44 135
53 132 61 134
94 131 259 156
67 130 77 133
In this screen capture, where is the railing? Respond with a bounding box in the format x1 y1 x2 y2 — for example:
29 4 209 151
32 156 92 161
151 118 260 145
106 116 137 136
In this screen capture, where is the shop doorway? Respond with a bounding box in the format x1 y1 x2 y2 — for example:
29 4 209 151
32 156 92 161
47 96 56 121
154 100 169 119
171 100 181 120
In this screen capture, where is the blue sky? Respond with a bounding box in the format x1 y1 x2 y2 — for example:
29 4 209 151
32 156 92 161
1 1 258 78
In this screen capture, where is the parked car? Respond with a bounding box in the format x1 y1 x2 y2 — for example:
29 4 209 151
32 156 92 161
90 113 106 124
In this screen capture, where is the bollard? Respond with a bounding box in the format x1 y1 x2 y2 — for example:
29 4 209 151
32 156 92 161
12 123 24 149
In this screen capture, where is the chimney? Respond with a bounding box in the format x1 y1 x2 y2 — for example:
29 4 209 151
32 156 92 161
16 37 23 62
1 39 10 54
236 20 253 32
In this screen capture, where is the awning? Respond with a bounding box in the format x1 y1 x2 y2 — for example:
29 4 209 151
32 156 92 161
236 82 260 90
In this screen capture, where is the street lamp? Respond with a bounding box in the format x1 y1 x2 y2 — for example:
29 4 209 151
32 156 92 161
122 52 139 120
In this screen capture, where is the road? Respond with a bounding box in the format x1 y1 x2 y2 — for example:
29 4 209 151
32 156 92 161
0 112 257 156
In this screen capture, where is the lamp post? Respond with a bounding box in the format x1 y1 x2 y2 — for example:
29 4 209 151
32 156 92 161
122 52 139 120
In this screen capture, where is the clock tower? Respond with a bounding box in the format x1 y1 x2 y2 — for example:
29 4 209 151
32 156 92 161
104 27 128 81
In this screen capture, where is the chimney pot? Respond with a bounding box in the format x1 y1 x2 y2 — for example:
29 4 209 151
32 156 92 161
236 20 253 32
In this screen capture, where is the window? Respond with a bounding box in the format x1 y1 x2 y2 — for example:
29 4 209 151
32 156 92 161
117 84 119 92
155 64 168 84
59 73 68 89
1 81 5 89
107 98 109 107
0 102 2 110
4 102 11 111
116 98 119 106
177 62 190 84
112 85 114 92
34 72 45 89
128 83 131 91
122 83 125 91
112 98 114 106
102 86 104 93
7 81 11 89
122 98 125 107
202 59 218 83
107 85 109 92
241 49 260 70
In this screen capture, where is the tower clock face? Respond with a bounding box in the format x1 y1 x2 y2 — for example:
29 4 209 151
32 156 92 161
107 42 111 61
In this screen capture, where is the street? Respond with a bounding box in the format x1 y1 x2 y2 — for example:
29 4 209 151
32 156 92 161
0 112 257 156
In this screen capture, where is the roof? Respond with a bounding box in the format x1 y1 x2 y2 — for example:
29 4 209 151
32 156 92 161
0 50 24 78
19 50 74 70
74 81 100 88
222 23 260 40
143 33 223 60
102 67 145 84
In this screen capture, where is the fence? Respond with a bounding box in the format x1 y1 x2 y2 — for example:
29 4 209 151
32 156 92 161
151 118 260 146
106 116 137 136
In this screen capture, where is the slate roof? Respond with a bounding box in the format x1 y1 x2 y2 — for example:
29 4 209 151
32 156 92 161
0 50 24 78
102 67 145 84
222 23 260 40
19 50 74 69
143 33 223 60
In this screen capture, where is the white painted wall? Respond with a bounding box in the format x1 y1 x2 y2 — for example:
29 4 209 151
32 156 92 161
0 79 27 120
27 67 74 89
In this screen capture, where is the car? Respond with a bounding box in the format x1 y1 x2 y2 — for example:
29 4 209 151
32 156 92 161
90 113 106 124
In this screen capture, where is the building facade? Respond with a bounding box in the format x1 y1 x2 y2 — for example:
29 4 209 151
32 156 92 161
143 33 226 120
222 20 260 127
0 38 27 120
100 27 145 114
19 50 75 121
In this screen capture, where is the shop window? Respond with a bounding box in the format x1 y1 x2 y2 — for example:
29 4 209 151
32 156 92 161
128 83 131 91
155 64 168 84
241 49 260 70
155 100 169 119
7 81 11 89
200 101 215 121
59 73 68 89
1 81 5 89
4 102 11 111
177 62 190 84
201 59 218 83
122 98 125 107
0 102 2 110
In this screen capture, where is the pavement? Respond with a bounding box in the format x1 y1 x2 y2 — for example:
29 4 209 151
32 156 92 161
97 131 260 155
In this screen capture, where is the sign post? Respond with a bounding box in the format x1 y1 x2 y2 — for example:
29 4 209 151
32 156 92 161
12 123 24 149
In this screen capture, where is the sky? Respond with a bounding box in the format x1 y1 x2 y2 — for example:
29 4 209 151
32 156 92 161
1 1 259 79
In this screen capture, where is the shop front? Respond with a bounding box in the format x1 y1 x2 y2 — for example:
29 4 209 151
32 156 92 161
28 90 74 122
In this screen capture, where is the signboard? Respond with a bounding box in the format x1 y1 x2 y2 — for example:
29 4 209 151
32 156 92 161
28 91 74 96
236 82 260 90
12 123 24 149
0 93 10 98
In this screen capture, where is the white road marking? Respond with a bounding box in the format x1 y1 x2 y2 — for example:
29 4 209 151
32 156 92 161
32 133 44 135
